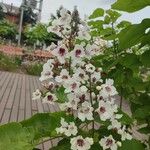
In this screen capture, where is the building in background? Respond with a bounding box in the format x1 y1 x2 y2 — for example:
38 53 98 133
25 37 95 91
0 2 20 24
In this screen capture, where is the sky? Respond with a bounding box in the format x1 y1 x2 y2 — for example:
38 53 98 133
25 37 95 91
1 0 150 23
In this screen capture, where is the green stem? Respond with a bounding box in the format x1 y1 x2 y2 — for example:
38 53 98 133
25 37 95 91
89 74 94 138
68 57 72 75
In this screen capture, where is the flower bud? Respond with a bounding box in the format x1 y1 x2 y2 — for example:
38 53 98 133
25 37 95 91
96 86 102 91
117 141 122 147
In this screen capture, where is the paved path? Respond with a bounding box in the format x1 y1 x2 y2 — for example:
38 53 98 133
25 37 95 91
0 71 59 150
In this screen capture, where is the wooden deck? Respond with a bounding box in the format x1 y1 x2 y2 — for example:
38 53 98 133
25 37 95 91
0 71 59 150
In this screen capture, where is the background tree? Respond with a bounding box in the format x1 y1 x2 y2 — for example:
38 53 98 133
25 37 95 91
23 7 37 25
24 23 61 48
0 20 17 42
0 5 4 20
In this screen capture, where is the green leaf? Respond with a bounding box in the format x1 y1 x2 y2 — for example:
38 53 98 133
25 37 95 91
89 8 104 19
133 106 150 119
21 112 73 140
112 0 150 12
138 126 150 134
118 109 133 125
106 9 121 23
55 86 67 103
118 139 145 150
140 50 150 67
118 19 150 50
88 20 103 29
0 122 34 150
91 143 103 150
117 21 132 29
104 15 111 24
119 54 141 70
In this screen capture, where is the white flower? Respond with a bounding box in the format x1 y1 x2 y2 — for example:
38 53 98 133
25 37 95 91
56 118 78 137
96 100 118 121
91 71 101 83
99 79 118 98
99 135 120 150
71 136 93 150
42 92 58 104
60 93 80 111
108 119 122 130
55 69 70 83
40 70 53 82
64 78 80 93
118 126 132 141
78 28 91 41
39 59 54 82
85 64 95 74
52 44 68 64
32 89 41 100
70 45 85 66
80 86 88 93
47 24 61 36
78 101 94 121
58 8 71 26
85 44 100 59
73 68 89 83
46 42 57 51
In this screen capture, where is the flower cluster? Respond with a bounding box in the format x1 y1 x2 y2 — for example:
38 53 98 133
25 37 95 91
32 7 132 150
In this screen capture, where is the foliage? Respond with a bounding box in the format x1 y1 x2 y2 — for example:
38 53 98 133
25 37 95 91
89 0 150 148
0 5 4 20
24 62 43 76
24 23 61 46
0 20 17 41
0 52 21 71
0 112 72 150
112 0 150 12
0 122 35 150
23 6 37 25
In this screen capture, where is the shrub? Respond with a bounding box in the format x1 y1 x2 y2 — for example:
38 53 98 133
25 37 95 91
24 62 43 76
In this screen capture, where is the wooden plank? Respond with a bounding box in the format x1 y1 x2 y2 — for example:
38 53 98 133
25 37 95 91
0 73 16 123
9 74 22 122
5 73 19 109
18 75 26 122
17 109 24 122
0 73 11 102
29 76 38 112
19 75 26 109
1 109 11 125
25 75 32 119
0 71 8 87
33 77 44 113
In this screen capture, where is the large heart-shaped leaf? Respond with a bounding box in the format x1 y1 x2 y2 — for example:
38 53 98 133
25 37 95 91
89 8 104 19
112 0 150 12
119 139 145 150
0 122 35 150
21 112 74 140
118 19 150 50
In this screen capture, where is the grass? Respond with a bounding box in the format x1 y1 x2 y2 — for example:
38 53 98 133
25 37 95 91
0 52 43 76
0 52 21 72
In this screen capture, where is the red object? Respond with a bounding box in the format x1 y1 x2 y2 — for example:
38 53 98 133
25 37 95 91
0 45 23 56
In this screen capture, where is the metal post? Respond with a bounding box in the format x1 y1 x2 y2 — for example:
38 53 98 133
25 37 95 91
18 0 25 46
38 0 43 22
